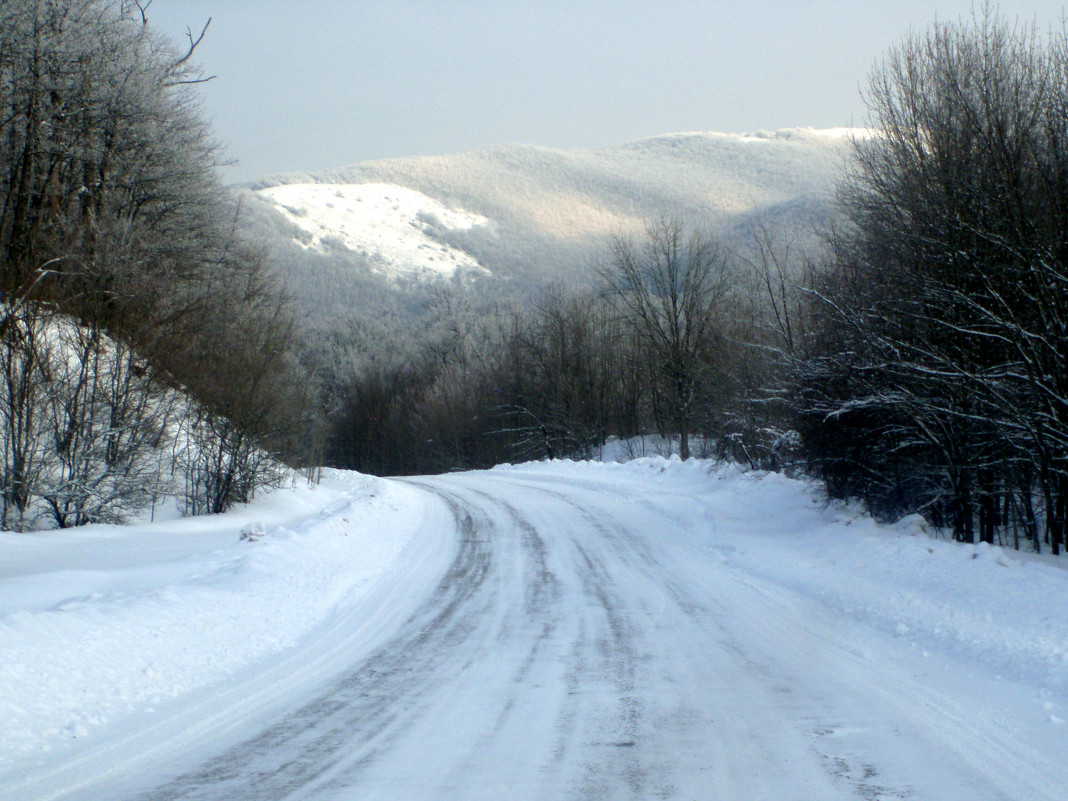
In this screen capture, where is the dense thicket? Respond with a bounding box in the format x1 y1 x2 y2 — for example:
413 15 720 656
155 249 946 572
793 9 1068 552
0 1 296 528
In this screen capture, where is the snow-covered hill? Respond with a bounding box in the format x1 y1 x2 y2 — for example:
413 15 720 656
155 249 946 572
242 128 854 327
259 183 489 280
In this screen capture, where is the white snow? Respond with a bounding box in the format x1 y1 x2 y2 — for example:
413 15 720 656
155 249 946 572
0 469 456 780
504 458 1068 692
3 457 1068 798
665 126 866 141
257 182 488 278
805 126 875 140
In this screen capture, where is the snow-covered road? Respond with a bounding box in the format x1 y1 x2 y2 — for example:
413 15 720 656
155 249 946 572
5 460 1068 800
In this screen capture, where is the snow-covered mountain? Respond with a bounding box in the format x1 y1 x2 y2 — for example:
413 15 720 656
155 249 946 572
257 182 489 281
240 128 854 327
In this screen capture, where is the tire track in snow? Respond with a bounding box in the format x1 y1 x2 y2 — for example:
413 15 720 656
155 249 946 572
131 491 494 801
128 479 577 801
483 471 1057 801
74 466 1068 800
398 487 568 797
457 476 686 800
468 473 922 800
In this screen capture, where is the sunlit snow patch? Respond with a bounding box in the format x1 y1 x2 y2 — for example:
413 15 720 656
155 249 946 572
258 183 488 279
732 126 873 143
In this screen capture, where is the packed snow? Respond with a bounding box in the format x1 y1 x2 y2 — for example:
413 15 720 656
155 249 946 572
257 182 488 278
0 470 456 787
3 458 1067 799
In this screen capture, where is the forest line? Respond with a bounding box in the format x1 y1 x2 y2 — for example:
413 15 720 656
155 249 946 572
1 2 1065 557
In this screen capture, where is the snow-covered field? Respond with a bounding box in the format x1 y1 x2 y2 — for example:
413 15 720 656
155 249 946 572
3 459 1067 799
258 183 488 278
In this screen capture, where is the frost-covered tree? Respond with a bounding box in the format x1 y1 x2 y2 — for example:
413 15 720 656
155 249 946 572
0 1 297 526
601 219 733 460
797 7 1068 551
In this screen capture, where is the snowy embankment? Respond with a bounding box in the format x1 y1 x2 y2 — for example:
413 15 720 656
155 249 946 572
0 470 457 777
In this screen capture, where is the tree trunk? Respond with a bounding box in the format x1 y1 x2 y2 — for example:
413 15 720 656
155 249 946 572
978 470 996 545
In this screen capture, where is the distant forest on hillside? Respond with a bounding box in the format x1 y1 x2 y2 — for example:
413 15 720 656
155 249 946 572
2 2 1067 557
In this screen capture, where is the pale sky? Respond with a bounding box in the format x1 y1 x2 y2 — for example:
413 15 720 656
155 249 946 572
148 1 1067 183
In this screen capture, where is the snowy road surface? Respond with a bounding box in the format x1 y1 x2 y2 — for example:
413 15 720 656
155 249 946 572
5 460 1068 799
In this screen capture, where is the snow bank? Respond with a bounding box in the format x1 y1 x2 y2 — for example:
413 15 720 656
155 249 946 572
0 470 451 770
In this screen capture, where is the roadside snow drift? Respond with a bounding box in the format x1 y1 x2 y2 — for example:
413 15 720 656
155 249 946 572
502 458 1068 693
0 470 456 778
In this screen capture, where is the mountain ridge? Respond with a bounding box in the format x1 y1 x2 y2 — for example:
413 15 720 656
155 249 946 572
237 128 855 352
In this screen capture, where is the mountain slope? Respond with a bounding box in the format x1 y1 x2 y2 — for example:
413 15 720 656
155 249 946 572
242 129 852 315
236 129 856 393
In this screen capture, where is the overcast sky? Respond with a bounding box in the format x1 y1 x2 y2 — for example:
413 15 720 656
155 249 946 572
148 1 1067 183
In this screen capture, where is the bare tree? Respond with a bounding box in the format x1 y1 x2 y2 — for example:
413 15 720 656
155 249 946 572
177 245 296 515
0 300 52 529
797 6 1068 551
0 1 301 525
601 219 733 460
487 288 637 461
